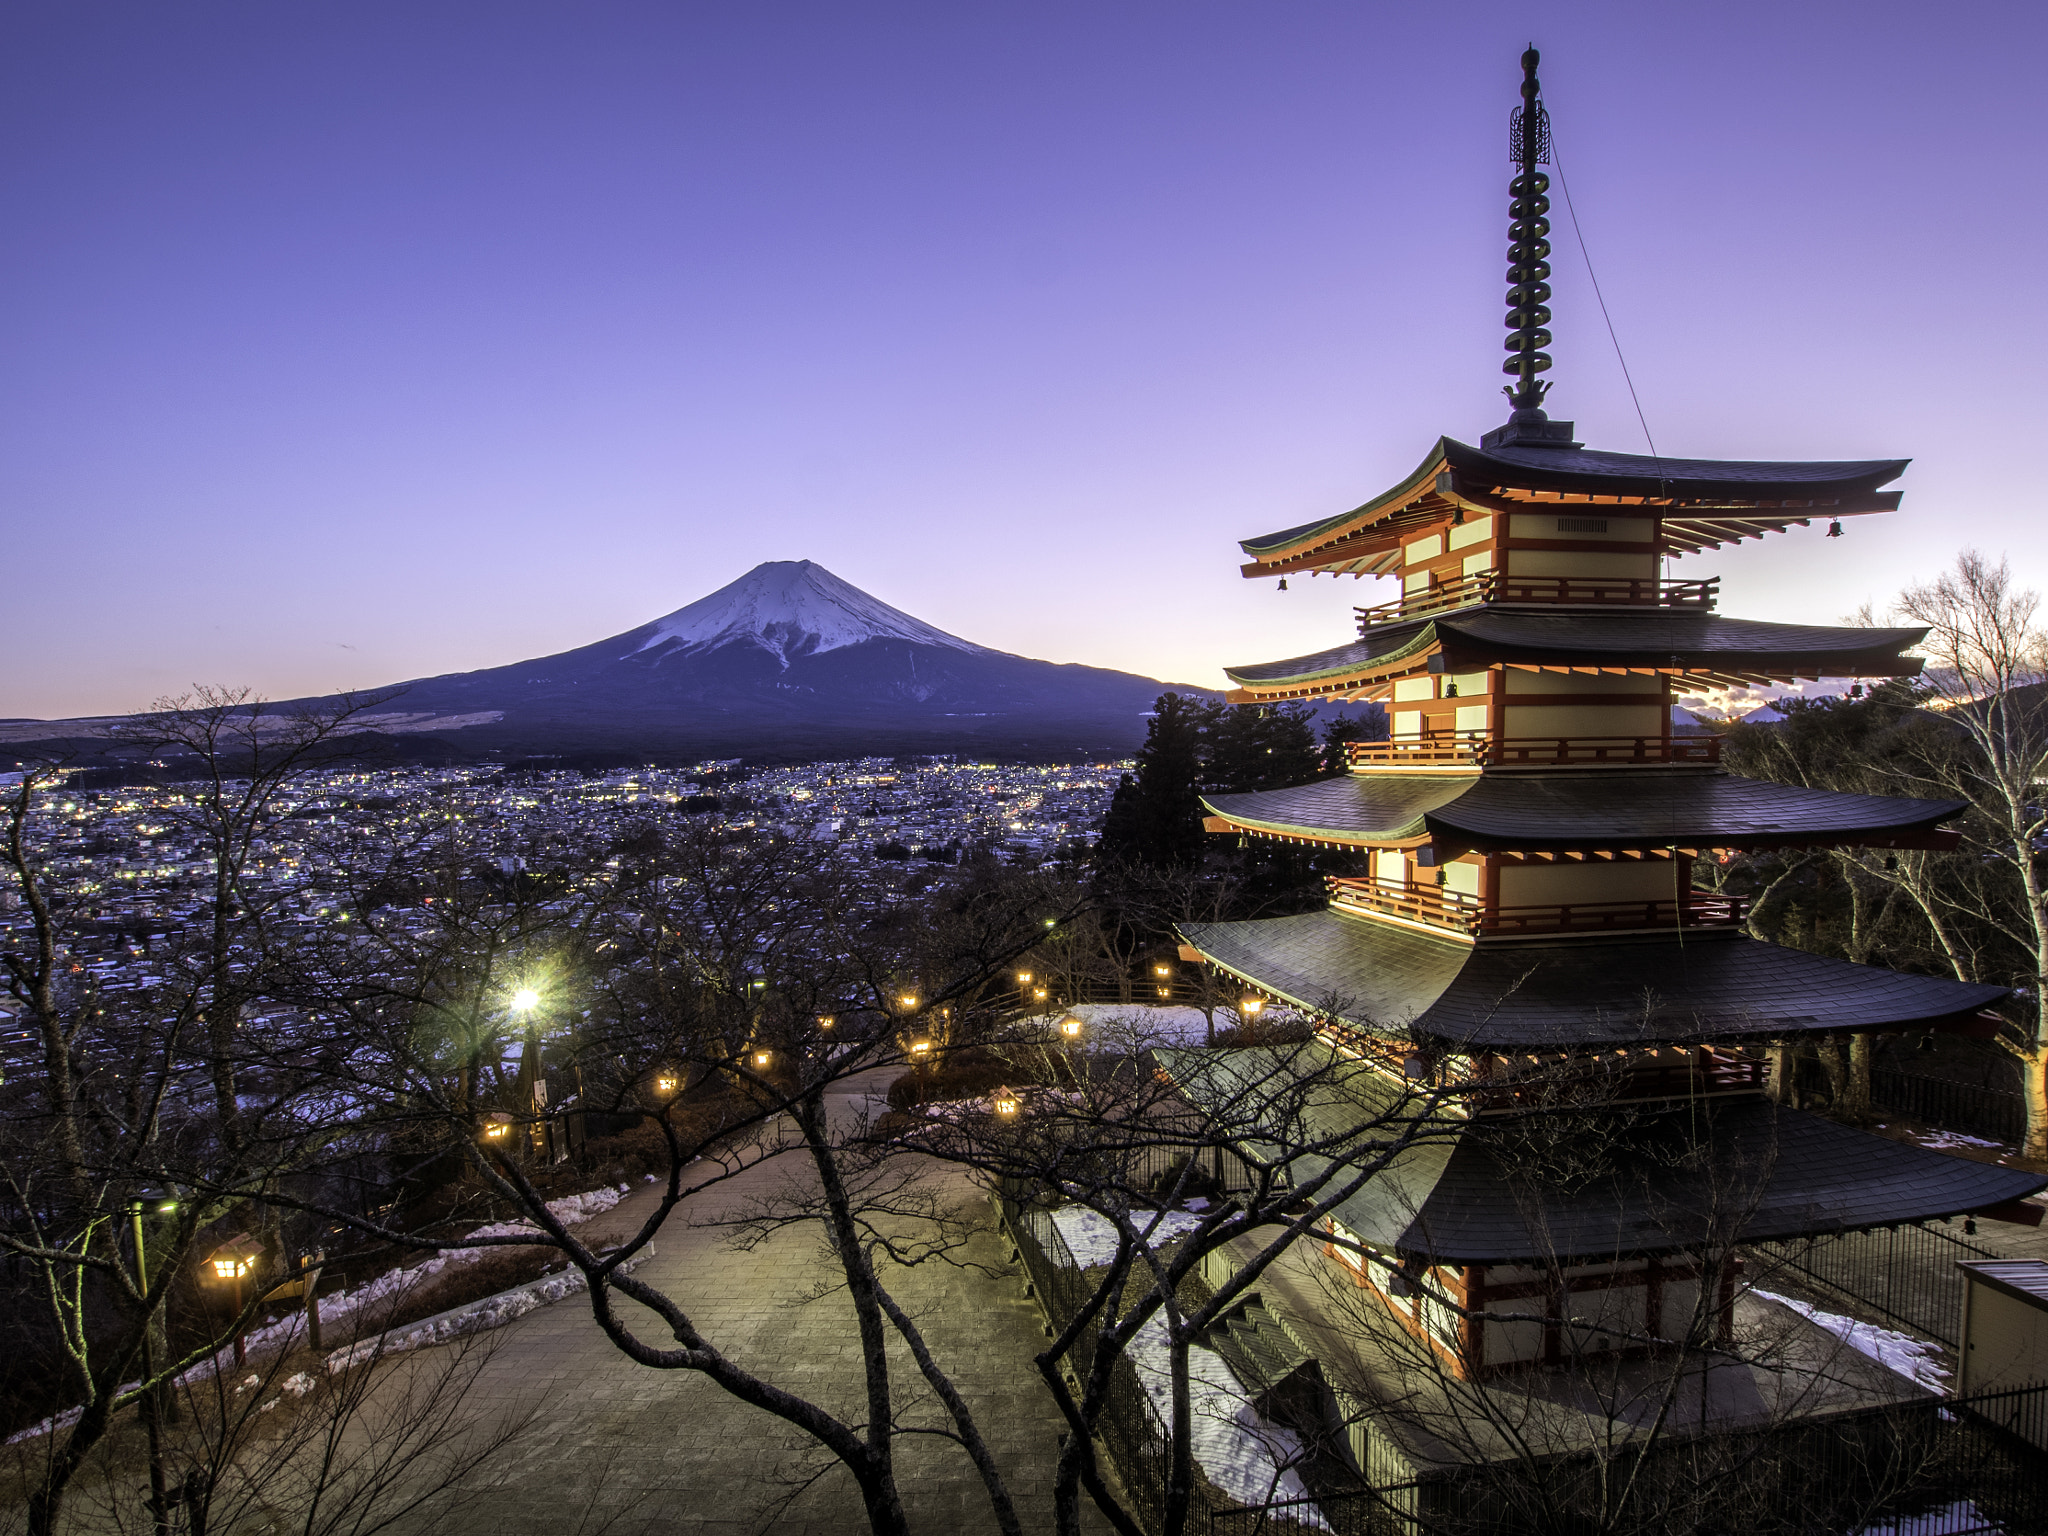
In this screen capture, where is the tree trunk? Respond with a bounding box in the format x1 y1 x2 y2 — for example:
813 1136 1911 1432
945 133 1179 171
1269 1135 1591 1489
2019 1041 2048 1165
1765 1042 1795 1106
1844 1033 1875 1121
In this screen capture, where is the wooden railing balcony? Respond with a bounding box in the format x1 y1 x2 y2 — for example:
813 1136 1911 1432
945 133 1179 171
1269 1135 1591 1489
1329 877 1749 939
1346 734 1723 769
1327 879 1481 931
1355 572 1719 629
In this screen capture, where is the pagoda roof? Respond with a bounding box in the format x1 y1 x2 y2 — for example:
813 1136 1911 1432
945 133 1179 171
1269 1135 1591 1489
1179 908 2005 1050
1155 1044 2044 1263
1224 609 1927 700
1202 769 1966 852
1240 436 1908 577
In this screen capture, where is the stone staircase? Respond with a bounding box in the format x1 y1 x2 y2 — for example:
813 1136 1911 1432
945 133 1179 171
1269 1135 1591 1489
1201 1295 1360 1502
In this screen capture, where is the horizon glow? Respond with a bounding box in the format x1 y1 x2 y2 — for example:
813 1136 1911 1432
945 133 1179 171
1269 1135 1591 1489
3 2 2044 721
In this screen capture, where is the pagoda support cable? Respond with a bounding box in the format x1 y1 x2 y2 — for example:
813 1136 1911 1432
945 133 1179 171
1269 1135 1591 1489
1504 47 1553 413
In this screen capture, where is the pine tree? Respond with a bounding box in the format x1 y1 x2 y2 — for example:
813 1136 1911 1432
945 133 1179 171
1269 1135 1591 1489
1203 703 1320 793
1096 692 1212 866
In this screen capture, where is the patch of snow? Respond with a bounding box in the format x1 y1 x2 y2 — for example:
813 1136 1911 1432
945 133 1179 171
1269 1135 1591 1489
1033 1003 1302 1048
324 1247 653 1374
1909 1129 2006 1153
631 561 987 667
1856 1500 1993 1535
1127 1314 1327 1523
1050 1206 1207 1268
282 1372 316 1398
1756 1291 1950 1391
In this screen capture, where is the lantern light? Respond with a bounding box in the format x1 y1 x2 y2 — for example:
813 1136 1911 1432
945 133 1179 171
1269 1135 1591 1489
481 1111 514 1141
1058 1015 1084 1039
818 1015 835 1029
1016 971 1033 985
206 1234 263 1283
1240 996 1264 1017
1154 964 1170 977
1033 988 1048 1003
655 1073 679 1095
510 987 540 1013
899 993 919 1010
753 1050 772 1069
993 1088 1020 1117
910 1040 932 1056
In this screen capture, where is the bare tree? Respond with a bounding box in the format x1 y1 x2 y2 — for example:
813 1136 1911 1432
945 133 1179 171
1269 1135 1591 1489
0 689 385 1536
1889 553 2048 1158
277 812 1091 1536
906 1014 1472 1536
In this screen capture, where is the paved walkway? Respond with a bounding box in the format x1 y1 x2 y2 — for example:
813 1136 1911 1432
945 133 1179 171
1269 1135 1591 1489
438 1072 1108 1535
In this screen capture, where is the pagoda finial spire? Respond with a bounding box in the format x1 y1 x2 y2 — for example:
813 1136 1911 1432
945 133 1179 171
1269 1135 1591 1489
1503 45 1553 418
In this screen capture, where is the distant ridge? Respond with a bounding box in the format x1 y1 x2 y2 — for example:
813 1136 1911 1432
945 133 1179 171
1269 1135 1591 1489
2 561 1230 765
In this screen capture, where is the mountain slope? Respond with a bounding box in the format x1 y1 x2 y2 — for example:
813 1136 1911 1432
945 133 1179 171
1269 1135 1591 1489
332 561 1215 760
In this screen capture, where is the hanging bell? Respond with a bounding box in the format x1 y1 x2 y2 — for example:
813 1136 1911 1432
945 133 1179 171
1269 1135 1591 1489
1278 578 1289 591
1826 520 1844 538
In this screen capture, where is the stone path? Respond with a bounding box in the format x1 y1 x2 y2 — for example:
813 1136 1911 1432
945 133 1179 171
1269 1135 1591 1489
433 1072 1109 1535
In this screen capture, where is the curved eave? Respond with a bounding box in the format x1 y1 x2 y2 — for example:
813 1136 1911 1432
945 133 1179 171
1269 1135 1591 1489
1180 909 2008 1050
1223 612 1930 703
1199 771 1969 854
1236 438 1910 577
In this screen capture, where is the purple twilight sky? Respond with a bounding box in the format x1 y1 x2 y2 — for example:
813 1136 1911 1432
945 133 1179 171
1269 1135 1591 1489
3 1 2044 721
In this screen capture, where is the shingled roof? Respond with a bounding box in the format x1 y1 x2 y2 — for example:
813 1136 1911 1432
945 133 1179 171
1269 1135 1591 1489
1154 1043 2045 1264
1202 770 1967 851
1179 909 2006 1049
1225 610 1927 692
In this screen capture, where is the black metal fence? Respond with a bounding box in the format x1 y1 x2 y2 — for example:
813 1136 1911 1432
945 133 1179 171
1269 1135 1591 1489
1872 1069 2027 1145
1202 1382 2048 1536
1749 1217 2005 1348
1002 1195 1172 1527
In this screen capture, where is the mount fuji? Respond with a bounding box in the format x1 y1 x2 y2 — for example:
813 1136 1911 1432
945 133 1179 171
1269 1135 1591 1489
302 560 1214 761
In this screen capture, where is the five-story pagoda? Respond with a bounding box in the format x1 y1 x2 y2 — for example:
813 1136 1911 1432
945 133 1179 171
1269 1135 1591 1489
1176 48 2045 1382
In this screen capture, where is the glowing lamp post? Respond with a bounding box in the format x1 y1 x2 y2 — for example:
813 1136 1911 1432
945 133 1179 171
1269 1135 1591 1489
752 1049 773 1070
481 1111 514 1144
509 987 541 1014
993 1087 1020 1118
206 1234 264 1366
818 1015 835 1030
1058 1014 1084 1040
654 1072 679 1096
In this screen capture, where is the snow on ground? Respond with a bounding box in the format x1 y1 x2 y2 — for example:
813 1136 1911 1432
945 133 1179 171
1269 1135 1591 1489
6 1184 639 1442
1127 1313 1328 1524
1855 1500 1996 1534
1050 1205 1208 1268
1029 1003 1302 1049
1907 1129 2008 1154
1755 1291 1950 1391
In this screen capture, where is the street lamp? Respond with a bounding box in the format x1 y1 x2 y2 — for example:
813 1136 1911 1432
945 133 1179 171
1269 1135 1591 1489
510 987 541 1013
481 1111 514 1143
752 1049 773 1069
654 1072 679 1096
205 1234 264 1366
130 1187 178 1522
1058 1015 1085 1040
1239 996 1264 1019
817 1015 835 1030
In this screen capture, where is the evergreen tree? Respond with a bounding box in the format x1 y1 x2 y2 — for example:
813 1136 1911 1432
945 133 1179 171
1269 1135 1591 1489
1096 692 1212 866
1202 702 1320 793
1318 709 1385 774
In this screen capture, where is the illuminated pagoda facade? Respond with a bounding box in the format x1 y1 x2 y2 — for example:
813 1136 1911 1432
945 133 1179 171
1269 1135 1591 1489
1176 49 2046 1383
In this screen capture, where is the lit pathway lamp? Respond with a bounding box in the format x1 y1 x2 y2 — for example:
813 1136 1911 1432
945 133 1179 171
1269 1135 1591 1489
510 986 546 1158
1057 1014 1085 1041
1239 995 1264 1039
130 1186 178 1527
993 1086 1021 1118
206 1234 264 1366
1154 962 1173 1000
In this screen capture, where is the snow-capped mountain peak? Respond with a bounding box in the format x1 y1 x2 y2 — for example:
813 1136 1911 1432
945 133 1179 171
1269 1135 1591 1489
632 560 988 667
